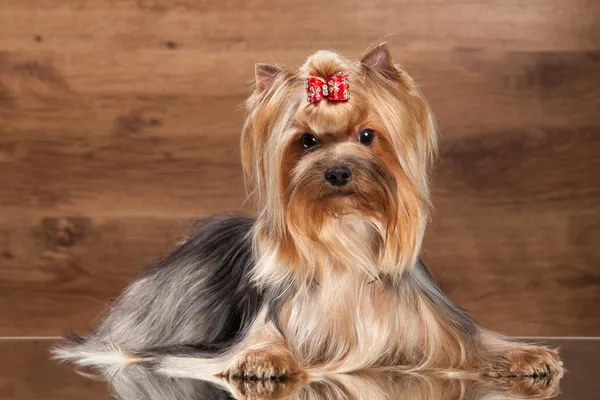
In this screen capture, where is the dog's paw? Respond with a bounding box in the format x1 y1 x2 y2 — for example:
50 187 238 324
505 375 562 399
225 351 298 380
485 346 564 379
226 378 299 400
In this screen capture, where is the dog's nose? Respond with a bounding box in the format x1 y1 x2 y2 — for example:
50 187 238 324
324 166 352 186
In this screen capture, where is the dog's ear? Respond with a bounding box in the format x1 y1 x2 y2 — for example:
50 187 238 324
255 63 282 92
360 43 397 75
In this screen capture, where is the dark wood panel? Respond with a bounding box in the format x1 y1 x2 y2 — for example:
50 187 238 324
425 208 600 335
435 127 600 211
0 132 247 216
0 93 245 139
1 131 598 335
1 48 598 179
424 127 600 335
0 217 184 335
1 0 599 52
0 0 598 337
1 49 598 126
0 49 598 217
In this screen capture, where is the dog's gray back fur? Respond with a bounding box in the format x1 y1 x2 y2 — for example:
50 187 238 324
55 215 480 376
409 260 478 337
61 215 262 356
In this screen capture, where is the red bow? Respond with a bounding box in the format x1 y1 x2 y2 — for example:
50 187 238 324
305 74 350 103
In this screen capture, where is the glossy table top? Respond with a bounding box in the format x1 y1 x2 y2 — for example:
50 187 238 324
1 338 598 400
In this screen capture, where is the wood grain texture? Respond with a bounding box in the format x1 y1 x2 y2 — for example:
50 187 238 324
0 0 599 336
1 0 599 52
424 127 600 335
0 217 192 335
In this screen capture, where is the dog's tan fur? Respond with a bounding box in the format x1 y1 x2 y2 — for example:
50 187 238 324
53 45 564 384
235 44 563 379
224 370 562 400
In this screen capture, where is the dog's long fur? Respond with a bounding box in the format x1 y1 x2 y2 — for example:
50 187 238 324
53 44 563 381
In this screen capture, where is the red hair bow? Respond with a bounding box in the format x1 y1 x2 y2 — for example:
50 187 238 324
305 74 350 103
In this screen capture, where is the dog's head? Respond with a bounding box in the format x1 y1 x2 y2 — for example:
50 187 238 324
242 44 438 285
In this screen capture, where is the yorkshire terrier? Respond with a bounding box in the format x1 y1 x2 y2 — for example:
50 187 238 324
54 44 564 381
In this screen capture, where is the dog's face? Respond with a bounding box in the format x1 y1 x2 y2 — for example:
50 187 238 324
242 45 438 285
284 85 400 230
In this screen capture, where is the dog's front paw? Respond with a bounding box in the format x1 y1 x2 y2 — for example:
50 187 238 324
485 345 564 379
505 375 562 399
225 350 298 380
226 378 299 400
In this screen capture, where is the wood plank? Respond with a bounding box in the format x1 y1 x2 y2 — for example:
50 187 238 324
0 129 247 216
0 217 185 335
0 0 598 338
0 122 598 335
0 126 597 217
423 127 600 336
433 127 600 212
2 127 599 338
425 207 600 335
1 47 599 106
0 94 245 139
0 49 598 215
1 49 598 136
0 0 598 52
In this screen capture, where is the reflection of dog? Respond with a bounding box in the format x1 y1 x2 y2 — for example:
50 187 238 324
225 371 561 400
54 44 563 381
84 365 562 400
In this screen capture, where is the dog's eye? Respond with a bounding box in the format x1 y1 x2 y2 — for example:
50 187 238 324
358 129 375 146
300 133 318 150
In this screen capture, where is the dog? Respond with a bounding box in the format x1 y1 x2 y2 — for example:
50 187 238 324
53 44 563 382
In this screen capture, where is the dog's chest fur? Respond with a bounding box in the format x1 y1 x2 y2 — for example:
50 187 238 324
276 271 425 369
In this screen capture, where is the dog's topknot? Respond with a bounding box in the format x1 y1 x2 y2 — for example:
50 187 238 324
299 50 354 81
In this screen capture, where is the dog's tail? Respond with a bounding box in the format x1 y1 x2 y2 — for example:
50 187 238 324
51 334 149 376
51 334 232 380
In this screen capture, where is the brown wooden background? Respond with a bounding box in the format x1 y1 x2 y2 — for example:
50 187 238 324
0 0 598 338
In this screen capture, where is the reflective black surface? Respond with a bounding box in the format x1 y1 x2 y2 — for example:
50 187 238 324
98 367 564 400
0 338 597 400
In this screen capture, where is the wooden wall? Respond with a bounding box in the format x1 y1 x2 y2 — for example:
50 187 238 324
0 0 598 337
